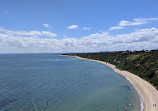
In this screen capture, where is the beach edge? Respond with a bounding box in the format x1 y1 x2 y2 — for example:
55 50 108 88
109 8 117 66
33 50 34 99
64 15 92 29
70 55 158 111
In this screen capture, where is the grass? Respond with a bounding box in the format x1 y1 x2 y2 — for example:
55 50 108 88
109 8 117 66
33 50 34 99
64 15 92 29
126 55 140 61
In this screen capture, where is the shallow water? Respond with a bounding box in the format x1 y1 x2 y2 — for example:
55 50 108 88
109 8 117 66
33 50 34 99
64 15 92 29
0 54 140 111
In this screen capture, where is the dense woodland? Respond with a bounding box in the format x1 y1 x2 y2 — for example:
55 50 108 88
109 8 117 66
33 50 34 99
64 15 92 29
62 49 158 89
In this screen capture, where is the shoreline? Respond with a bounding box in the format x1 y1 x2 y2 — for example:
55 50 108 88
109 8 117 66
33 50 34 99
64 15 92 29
71 55 158 111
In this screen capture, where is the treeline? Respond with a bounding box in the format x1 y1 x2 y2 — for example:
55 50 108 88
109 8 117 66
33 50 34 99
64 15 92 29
62 49 158 89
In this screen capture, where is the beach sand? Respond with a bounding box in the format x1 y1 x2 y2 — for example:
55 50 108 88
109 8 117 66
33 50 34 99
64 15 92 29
73 56 158 111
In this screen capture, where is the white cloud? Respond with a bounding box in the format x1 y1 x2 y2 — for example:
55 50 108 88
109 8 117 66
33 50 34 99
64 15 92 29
83 27 91 30
0 27 57 37
67 25 90 30
119 18 158 26
109 18 158 30
0 27 158 53
67 25 78 29
41 31 57 37
43 24 50 28
109 26 124 30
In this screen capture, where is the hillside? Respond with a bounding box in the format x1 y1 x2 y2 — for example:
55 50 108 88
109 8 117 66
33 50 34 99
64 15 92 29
63 49 158 89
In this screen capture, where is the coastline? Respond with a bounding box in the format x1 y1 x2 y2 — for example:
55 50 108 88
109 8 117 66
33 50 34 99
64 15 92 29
71 55 158 111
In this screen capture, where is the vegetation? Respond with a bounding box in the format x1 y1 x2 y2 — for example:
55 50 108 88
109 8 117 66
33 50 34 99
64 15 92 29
62 49 158 89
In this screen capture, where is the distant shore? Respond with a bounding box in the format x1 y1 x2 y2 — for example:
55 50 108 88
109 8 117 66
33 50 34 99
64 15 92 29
70 55 158 111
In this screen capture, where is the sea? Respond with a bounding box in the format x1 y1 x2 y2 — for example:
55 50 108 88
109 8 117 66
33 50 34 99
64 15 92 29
0 54 141 111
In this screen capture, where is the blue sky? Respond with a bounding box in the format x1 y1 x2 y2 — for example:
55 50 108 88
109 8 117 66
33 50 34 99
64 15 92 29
0 0 158 53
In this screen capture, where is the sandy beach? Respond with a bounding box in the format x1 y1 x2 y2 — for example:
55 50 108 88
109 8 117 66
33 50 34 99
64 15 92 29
73 56 158 111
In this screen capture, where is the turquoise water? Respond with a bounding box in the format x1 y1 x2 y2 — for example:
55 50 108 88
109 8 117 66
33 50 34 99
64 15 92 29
0 54 140 111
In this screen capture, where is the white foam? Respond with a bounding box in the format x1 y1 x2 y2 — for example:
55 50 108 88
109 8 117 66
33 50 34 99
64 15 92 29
125 77 144 111
113 69 144 111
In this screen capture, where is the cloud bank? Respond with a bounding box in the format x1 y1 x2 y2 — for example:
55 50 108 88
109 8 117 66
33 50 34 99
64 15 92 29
0 27 57 37
0 27 158 53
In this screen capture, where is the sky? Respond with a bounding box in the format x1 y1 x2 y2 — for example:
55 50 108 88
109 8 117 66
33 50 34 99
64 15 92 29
0 0 158 53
